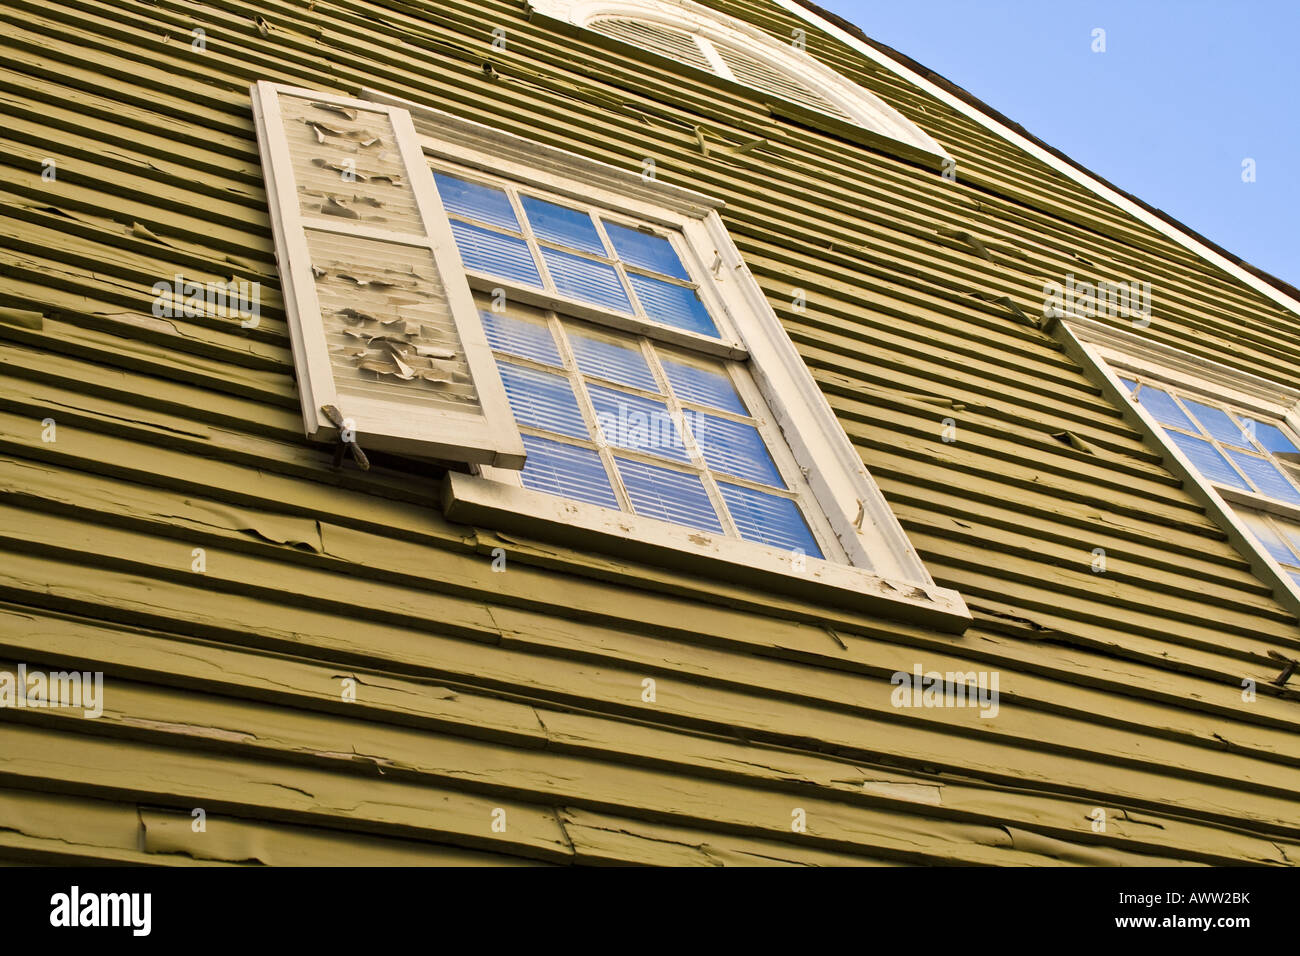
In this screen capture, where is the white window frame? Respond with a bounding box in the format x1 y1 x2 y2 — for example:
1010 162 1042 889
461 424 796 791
438 166 840 562
525 0 952 169
364 88 970 631
1051 313 1300 621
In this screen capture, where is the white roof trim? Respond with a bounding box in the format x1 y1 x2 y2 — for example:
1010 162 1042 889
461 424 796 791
773 0 1300 321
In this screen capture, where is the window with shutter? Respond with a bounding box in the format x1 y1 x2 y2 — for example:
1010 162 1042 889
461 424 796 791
254 81 970 630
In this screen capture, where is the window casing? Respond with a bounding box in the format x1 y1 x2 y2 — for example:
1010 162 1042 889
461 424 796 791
1119 374 1300 589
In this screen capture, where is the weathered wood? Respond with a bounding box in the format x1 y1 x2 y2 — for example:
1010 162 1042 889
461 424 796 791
2 0 1298 865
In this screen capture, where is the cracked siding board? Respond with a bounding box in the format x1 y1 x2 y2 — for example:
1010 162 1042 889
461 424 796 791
1 609 1294 865
0 723 574 863
556 807 902 866
2 0 1300 864
136 808 544 866
6 604 1296 865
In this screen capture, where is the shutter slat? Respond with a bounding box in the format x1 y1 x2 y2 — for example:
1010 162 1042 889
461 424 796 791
251 82 525 468
712 43 855 121
588 17 712 72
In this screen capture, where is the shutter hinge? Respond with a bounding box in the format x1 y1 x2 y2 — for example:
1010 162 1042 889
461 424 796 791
321 404 371 470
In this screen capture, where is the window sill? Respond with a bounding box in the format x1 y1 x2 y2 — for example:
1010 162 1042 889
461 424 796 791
443 470 972 633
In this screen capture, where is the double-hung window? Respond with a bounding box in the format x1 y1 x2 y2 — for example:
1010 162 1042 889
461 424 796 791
250 81 970 630
432 164 829 560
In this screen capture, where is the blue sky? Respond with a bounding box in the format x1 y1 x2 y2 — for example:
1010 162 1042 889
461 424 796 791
815 0 1299 288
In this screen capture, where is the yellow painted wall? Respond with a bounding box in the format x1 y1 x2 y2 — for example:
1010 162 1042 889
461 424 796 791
0 0 1296 864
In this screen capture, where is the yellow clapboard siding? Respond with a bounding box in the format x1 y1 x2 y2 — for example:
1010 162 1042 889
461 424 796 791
1 0 1298 866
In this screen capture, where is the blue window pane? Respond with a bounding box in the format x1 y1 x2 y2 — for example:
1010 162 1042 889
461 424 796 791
1289 570 1300 588
1182 398 1250 448
519 435 618 508
449 221 542 286
628 274 717 337
1253 422 1299 454
497 362 587 438
541 248 632 312
521 196 605 255
1238 510 1297 566
1225 450 1300 503
1166 430 1250 491
1274 517 1300 560
661 358 747 414
568 329 658 392
481 311 561 366
1138 387 1197 431
719 484 822 558
1118 376 1138 392
604 222 690 280
616 458 722 532
587 384 690 462
434 174 519 232
693 413 784 487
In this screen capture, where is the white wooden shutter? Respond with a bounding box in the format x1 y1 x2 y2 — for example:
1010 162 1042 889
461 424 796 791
250 81 525 469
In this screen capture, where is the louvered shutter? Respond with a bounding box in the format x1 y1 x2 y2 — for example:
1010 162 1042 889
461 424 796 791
587 17 713 72
250 81 525 469
587 16 853 123
710 42 855 122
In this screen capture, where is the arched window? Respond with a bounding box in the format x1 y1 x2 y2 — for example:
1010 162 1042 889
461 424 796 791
527 0 949 164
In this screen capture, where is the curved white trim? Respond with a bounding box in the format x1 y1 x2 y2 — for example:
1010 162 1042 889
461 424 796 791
528 0 950 163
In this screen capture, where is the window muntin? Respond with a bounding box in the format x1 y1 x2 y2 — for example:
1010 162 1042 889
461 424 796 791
472 290 827 558
1121 377 1300 507
433 170 718 339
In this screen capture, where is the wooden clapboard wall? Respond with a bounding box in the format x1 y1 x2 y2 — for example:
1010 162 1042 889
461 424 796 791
0 0 1297 865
